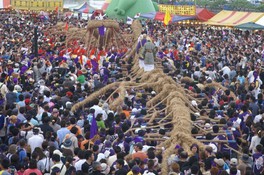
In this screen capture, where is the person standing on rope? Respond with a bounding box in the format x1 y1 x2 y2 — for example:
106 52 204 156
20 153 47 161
142 38 156 72
137 34 148 69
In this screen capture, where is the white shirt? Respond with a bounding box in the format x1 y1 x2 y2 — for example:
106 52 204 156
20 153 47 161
91 105 103 118
226 168 241 175
254 114 263 124
249 135 261 154
107 155 117 167
74 159 86 171
20 130 44 141
28 134 44 153
221 66 231 77
247 71 255 84
39 157 50 173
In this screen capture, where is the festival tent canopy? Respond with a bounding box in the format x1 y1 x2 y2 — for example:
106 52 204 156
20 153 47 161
255 15 264 26
140 8 213 22
155 12 173 21
0 0 10 8
196 8 215 21
235 22 264 30
172 15 196 22
139 12 173 21
74 2 96 14
102 0 111 11
139 12 156 19
205 10 264 27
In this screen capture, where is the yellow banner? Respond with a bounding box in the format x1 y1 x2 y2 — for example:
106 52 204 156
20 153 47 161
159 5 196 16
11 0 63 11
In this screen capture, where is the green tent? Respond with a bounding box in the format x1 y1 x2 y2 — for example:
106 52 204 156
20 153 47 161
235 22 264 30
106 0 156 20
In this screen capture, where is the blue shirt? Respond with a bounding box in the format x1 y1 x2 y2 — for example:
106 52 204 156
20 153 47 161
17 148 27 162
57 127 70 144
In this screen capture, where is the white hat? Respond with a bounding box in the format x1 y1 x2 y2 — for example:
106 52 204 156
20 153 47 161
214 158 225 167
131 108 138 114
101 163 110 175
14 63 19 67
230 158 238 166
38 79 45 86
93 74 100 80
204 123 212 129
53 150 63 157
151 91 156 95
14 85 22 92
191 100 198 107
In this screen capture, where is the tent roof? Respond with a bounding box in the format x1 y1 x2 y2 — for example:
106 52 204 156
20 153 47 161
196 8 215 21
102 0 111 11
154 12 173 21
235 22 264 30
74 2 96 14
205 10 264 26
140 12 156 19
140 8 213 22
172 15 196 22
0 0 10 9
72 2 87 10
255 15 264 26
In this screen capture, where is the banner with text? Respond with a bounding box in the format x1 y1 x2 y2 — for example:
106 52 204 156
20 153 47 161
11 0 63 11
158 5 196 16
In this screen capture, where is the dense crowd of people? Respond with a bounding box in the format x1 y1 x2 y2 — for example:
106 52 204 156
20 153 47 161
0 9 263 175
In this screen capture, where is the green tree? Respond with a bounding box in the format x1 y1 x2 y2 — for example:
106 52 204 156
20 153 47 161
256 4 264 12
196 0 211 7
209 0 227 10
229 0 255 10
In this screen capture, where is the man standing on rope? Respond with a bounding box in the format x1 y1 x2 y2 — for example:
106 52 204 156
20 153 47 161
137 34 148 69
142 38 156 72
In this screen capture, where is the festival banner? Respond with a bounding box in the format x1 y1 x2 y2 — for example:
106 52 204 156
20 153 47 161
159 5 196 16
11 0 63 11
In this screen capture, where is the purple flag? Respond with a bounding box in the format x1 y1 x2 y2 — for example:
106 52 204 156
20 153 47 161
90 115 98 139
98 26 105 36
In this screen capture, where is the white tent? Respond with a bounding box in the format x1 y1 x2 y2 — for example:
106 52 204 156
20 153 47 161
0 0 10 9
255 15 264 26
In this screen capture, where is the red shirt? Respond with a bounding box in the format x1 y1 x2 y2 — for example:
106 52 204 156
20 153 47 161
132 151 148 161
23 169 42 175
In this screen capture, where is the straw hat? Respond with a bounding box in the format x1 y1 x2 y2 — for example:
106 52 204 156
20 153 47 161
9 115 17 121
60 62 69 69
81 68 88 74
7 60 13 65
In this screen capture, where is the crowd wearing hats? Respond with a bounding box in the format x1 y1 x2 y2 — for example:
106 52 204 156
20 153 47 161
0 10 263 175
